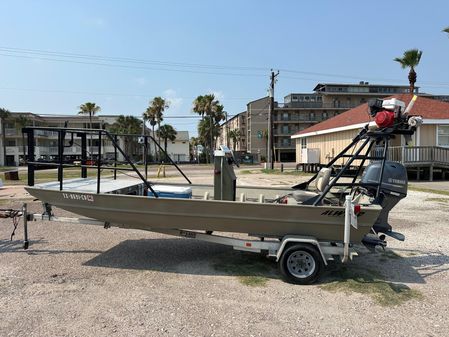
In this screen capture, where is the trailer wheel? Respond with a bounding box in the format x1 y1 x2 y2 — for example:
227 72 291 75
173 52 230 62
279 244 323 285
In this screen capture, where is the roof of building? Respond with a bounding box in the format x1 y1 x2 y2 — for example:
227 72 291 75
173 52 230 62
291 94 449 139
312 82 414 91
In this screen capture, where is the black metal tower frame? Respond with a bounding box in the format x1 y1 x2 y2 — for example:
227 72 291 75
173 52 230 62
22 127 192 197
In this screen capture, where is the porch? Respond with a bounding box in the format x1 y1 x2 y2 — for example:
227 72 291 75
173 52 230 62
380 146 449 181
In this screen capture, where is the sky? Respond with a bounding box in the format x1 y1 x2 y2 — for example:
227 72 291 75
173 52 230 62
1 0 449 137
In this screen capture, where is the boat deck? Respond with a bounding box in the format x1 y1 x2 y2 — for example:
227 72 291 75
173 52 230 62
33 178 143 193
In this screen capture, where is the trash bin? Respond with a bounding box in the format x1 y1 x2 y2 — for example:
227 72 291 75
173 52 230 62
4 170 19 180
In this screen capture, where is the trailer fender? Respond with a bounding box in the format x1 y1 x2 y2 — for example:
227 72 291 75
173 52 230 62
276 236 327 266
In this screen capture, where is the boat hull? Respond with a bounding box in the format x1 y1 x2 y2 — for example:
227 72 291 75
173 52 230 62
26 187 381 243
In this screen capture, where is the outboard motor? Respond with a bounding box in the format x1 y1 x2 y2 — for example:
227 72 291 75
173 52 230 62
360 160 407 240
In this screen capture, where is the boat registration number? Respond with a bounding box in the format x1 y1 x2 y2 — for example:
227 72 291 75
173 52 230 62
62 193 94 202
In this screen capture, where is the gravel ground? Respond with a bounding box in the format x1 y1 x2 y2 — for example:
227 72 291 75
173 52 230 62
1 173 449 337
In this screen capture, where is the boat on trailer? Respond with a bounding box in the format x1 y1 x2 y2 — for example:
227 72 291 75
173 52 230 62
21 96 422 284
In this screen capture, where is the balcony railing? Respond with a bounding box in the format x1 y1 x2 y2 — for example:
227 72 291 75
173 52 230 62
373 146 449 166
277 102 360 109
273 115 324 122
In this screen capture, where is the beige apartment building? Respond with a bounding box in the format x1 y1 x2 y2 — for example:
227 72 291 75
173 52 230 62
242 82 418 162
0 112 189 166
217 111 247 151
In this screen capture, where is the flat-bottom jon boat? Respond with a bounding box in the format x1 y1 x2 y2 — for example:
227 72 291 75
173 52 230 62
25 178 382 243
21 96 421 284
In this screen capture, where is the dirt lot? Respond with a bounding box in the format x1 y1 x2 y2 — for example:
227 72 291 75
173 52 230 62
1 171 449 337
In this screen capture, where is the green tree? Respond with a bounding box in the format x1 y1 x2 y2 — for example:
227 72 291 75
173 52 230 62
228 129 241 150
157 124 177 161
78 102 101 159
15 114 31 130
394 49 423 94
109 115 142 159
443 27 449 36
146 97 169 160
15 115 31 163
0 108 11 165
78 102 101 130
192 94 225 162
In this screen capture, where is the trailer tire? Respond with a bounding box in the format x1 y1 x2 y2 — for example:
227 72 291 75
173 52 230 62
279 244 323 285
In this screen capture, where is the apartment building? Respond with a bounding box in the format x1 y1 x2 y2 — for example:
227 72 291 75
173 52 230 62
217 111 247 151
0 112 189 166
244 82 420 162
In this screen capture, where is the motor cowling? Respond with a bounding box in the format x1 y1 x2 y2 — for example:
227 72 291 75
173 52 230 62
360 161 407 234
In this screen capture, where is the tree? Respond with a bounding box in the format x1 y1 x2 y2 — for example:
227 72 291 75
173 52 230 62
394 49 423 94
146 97 169 160
0 108 11 165
192 94 225 162
109 115 142 159
443 27 449 36
14 115 31 163
228 129 241 150
78 102 101 159
15 115 31 130
190 136 200 161
157 124 177 161
78 102 101 130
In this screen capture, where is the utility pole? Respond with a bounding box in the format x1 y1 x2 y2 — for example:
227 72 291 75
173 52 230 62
224 111 229 148
268 69 279 170
210 114 214 163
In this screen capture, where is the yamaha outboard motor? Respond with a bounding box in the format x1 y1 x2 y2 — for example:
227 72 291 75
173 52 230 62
360 160 407 240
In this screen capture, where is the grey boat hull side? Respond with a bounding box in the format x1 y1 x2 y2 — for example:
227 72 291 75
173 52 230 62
26 187 382 242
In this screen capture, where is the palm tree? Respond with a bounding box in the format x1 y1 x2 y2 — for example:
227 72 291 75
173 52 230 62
443 27 449 36
15 114 31 130
109 115 142 159
78 102 101 130
228 129 241 150
157 124 177 161
192 94 225 162
190 136 200 162
15 115 31 163
146 97 169 160
78 102 101 159
0 108 11 166
394 49 423 94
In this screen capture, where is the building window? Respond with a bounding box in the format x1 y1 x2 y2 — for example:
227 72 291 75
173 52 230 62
282 125 289 134
282 112 289 121
309 112 315 120
437 125 449 147
322 111 328 119
6 140 16 146
301 138 307 149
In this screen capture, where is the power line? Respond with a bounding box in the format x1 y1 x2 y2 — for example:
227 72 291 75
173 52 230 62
0 52 267 78
1 45 449 87
0 86 251 100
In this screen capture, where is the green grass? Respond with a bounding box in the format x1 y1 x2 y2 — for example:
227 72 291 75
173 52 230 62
409 185 449 196
213 252 277 287
1 169 99 185
239 168 311 176
425 197 449 203
320 266 422 306
0 166 15 172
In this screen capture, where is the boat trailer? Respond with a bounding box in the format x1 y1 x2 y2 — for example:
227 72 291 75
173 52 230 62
2 196 359 285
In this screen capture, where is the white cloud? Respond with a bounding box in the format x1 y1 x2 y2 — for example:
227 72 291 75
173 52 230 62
163 89 183 113
206 89 224 102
